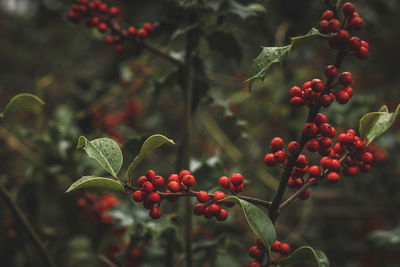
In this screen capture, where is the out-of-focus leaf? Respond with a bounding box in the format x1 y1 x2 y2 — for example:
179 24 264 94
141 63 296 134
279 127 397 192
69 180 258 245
77 136 123 178
0 93 44 119
66 176 124 193
279 246 329 267
220 0 266 19
359 104 400 144
368 227 400 250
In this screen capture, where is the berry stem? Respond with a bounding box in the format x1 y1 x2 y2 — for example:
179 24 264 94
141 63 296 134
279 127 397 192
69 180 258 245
269 43 347 223
0 183 56 267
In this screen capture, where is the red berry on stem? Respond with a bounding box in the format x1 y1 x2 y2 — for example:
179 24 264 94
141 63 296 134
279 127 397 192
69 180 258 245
168 181 181 192
143 22 155 33
288 141 301 155
356 46 369 60
128 26 137 37
168 174 180 183
274 150 286 164
193 204 205 215
350 16 363 31
132 190 145 202
142 181 154 193
109 6 119 17
306 139 319 152
335 90 350 104
147 192 161 203
218 176 231 189
138 28 148 39
280 243 291 255
264 153 276 166
311 79 325 93
209 203 221 215
348 36 362 51
230 173 243 186
137 176 147 187
213 191 226 203
182 174 195 187
248 246 262 259
339 72 353 86
270 137 284 152
296 154 308 168
321 10 334 20
290 96 305 107
361 152 374 164
271 240 282 252
97 23 107 33
197 191 210 203
179 170 191 180
328 19 341 33
289 86 302 97
149 207 162 219
324 65 338 79
302 123 318 137
299 189 310 200
216 209 228 221
105 35 114 45
342 2 355 16
256 237 266 250
319 20 329 33
309 165 321 177
327 172 340 183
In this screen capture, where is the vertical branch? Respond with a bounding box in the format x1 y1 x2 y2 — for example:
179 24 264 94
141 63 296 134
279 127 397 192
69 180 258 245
0 183 56 267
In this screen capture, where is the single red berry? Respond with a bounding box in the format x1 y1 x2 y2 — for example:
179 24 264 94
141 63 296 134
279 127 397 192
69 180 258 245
216 209 229 221
98 3 108 13
296 154 308 168
321 94 334 107
149 207 162 219
361 152 374 164
147 192 161 203
193 203 205 216
319 137 332 148
333 143 346 154
342 86 353 97
324 65 338 79
179 170 191 180
320 157 332 169
321 10 334 20
319 146 332 156
350 16 363 31
344 166 359 177
143 22 155 33
197 191 210 203
299 189 310 200
168 174 180 183
248 246 262 259
302 123 318 137
319 20 329 34
306 139 319 152
213 191 226 203
290 96 305 107
208 204 221 215
203 207 213 219
359 162 371 173
109 6 119 17
264 153 276 166
274 150 286 164
337 29 350 42
311 79 325 93
342 2 355 16
339 72 353 86
249 262 261 267
233 183 243 193
328 19 341 33
327 172 340 184
146 170 156 180
218 176 231 189
137 176 147 187
132 190 145 202
114 44 124 53
270 137 284 152
289 86 302 97
105 35 114 45
271 241 282 252
280 243 291 255
230 173 244 186
330 159 341 172
143 199 154 209
309 165 321 177
151 175 164 187
142 181 154 193
361 40 369 49
137 28 148 39
182 174 195 187
314 113 328 126
287 177 296 188
348 36 362 51
128 26 137 37
97 23 107 33
356 46 369 60
288 141 301 155
168 181 181 192
335 90 350 104
256 237 266 250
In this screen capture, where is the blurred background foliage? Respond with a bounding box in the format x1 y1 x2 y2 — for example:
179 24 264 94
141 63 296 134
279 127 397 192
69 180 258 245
0 0 399 266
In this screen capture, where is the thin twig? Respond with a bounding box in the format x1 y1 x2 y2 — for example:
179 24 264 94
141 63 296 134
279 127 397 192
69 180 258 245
98 254 118 267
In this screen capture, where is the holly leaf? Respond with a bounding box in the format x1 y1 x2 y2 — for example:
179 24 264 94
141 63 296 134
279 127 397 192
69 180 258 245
66 176 124 193
127 134 175 178
223 196 276 252
0 93 44 119
77 136 123 178
279 246 330 267
359 104 400 144
290 28 329 49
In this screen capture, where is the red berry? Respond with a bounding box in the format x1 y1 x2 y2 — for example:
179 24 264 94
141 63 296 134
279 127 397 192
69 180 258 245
335 90 350 104
356 46 369 60
230 173 243 186
182 174 195 187
197 191 210 203
143 23 155 33
98 3 108 13
209 203 221 215
143 199 154 209
321 94 334 107
361 152 374 164
193 204 205 216
319 20 329 34
256 237 266 250
168 181 181 192
338 29 350 42
302 123 318 137
132 190 145 202
114 44 124 53
138 28 148 39
327 172 340 184
311 79 325 93
306 139 319 152
289 86 302 97
342 2 355 16
330 159 341 172
128 26 137 37
280 243 291 255
359 162 371 173
97 23 107 33
271 241 282 252
287 177 296 188
142 181 154 193
165 189 177 202
149 207 162 219
270 137 284 152
218 176 231 189
288 141 301 155
350 16 363 31
319 146 332 156
361 40 369 49
320 157 332 169
249 262 261 267
151 175 164 187
324 65 338 79
348 36 362 51
342 86 354 97
274 150 286 164
168 174 180 183
203 207 213 219
248 246 262 259
319 137 332 148
309 165 321 177
146 170 156 180
334 143 346 154
105 35 114 45
213 191 226 203
328 19 341 33
179 170 191 180
296 154 308 168
321 10 334 20
137 176 147 187
147 192 161 203
344 166 359 177
216 209 229 221
109 6 119 17
339 72 353 86
290 96 305 107
264 153 276 166
299 189 310 200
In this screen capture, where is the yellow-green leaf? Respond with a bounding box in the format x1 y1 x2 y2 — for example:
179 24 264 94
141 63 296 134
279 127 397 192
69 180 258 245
0 93 44 119
66 176 124 193
280 246 329 267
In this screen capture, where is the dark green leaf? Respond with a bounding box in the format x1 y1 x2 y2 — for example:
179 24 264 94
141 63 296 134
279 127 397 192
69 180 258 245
220 0 266 20
359 104 400 144
0 93 44 119
77 136 123 178
280 246 329 267
247 45 291 90
206 31 242 63
127 134 175 178
223 196 276 252
66 176 124 193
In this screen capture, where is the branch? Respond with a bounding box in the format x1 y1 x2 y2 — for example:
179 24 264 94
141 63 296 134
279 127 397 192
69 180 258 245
0 183 56 267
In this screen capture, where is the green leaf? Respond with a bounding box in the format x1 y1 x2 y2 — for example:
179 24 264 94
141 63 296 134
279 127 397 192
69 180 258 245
66 176 124 193
279 246 329 267
368 227 400 250
0 93 44 119
127 134 175 178
77 136 123 178
247 45 291 90
223 196 276 252
290 28 329 49
220 0 266 20
359 104 400 144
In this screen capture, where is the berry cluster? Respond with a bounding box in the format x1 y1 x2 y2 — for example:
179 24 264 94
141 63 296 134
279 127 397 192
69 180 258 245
92 99 142 144
271 240 291 256
67 0 155 52
247 238 290 266
319 2 369 59
218 173 244 193
194 190 230 221
77 192 118 225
